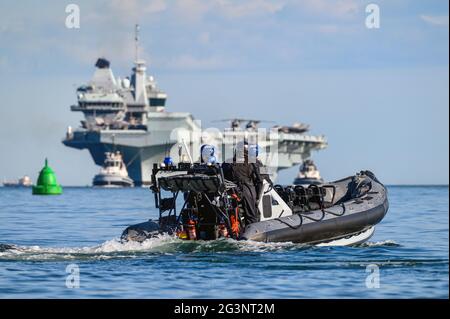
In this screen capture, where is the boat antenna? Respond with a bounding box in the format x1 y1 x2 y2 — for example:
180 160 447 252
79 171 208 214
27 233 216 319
134 24 140 62
182 139 193 164
178 144 183 163
164 142 170 157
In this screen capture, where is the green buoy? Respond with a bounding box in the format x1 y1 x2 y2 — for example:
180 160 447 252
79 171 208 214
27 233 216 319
32 159 63 195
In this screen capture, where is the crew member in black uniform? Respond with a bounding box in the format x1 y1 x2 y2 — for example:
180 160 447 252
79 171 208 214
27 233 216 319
248 143 272 187
222 142 263 225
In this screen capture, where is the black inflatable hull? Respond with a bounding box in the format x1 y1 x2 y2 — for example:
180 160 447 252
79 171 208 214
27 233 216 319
241 173 388 244
121 220 162 242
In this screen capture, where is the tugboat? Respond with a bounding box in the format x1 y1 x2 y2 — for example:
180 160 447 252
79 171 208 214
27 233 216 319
3 176 33 187
293 159 324 185
93 151 134 187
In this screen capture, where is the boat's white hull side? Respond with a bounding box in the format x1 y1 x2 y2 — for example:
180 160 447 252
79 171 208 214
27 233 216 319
316 227 375 247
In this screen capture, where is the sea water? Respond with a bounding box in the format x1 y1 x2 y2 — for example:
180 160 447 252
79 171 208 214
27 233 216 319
0 186 448 298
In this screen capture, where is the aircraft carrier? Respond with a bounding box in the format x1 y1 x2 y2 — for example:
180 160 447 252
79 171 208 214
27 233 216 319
63 26 327 186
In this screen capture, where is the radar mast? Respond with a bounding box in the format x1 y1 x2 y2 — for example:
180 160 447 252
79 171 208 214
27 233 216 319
134 24 140 62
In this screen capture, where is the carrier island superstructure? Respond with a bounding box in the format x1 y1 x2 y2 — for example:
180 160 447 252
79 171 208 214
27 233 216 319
63 28 327 186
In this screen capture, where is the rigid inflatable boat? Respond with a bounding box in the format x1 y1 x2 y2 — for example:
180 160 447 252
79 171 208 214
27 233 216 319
122 163 388 245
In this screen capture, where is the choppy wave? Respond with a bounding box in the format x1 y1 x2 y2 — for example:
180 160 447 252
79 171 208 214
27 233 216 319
0 236 401 262
358 240 400 247
0 236 296 261
0 234 178 261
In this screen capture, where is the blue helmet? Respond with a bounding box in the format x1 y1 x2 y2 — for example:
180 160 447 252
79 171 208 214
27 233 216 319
163 156 173 166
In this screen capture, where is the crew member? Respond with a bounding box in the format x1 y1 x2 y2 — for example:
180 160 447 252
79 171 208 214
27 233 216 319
248 143 273 187
222 141 263 225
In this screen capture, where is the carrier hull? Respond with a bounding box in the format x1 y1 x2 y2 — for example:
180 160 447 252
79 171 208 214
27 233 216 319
64 128 328 186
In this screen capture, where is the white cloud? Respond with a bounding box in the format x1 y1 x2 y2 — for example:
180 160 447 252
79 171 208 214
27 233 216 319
0 56 8 70
145 0 168 13
198 31 211 45
214 0 285 18
63 42 128 66
108 0 141 23
293 0 360 18
420 15 449 27
166 54 232 70
172 0 285 22
103 0 357 23
173 0 211 22
85 0 168 26
316 24 339 34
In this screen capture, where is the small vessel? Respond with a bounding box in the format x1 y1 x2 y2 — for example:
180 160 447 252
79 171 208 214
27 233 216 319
122 160 389 245
293 159 324 185
3 176 32 187
93 151 134 187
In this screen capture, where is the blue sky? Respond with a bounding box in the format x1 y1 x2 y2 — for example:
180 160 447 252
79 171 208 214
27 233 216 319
0 0 448 185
